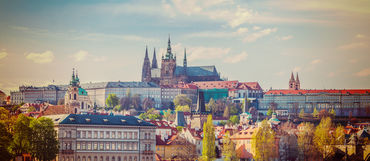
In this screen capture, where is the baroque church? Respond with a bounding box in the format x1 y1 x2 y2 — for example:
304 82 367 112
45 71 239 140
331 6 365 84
141 36 221 86
64 69 93 114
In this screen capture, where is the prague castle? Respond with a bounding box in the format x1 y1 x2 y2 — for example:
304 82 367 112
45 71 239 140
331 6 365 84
141 36 221 86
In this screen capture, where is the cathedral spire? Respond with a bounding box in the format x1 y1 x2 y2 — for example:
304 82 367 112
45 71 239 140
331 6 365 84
142 46 151 82
165 34 173 59
145 45 149 59
296 72 300 83
290 72 295 81
183 48 187 68
152 48 158 68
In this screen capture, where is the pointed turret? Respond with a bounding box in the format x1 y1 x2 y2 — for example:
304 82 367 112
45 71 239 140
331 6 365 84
295 72 300 90
289 72 296 90
164 35 174 60
152 48 158 68
183 48 187 68
142 46 151 82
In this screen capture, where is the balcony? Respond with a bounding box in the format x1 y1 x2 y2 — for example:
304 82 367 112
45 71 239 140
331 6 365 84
61 150 74 154
142 150 153 155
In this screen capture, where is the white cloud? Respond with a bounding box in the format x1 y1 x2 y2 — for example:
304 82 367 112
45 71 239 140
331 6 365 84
26 51 54 64
278 35 293 41
93 56 107 62
311 59 321 64
355 68 370 77
72 50 89 62
0 51 8 59
235 27 248 34
253 26 260 30
223 52 248 63
338 42 369 50
243 28 277 42
275 71 285 76
188 47 231 61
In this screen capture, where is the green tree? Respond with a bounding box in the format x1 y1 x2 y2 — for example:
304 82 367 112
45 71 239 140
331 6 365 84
299 109 305 118
202 115 216 161
163 109 172 121
0 121 12 161
105 94 119 110
175 105 190 112
27 106 36 113
131 94 141 109
222 131 237 161
219 121 226 126
206 98 216 113
312 107 318 118
251 119 277 161
329 108 336 117
142 97 155 111
113 105 122 112
223 106 230 119
10 114 33 156
30 117 59 161
228 115 239 125
176 126 183 132
314 117 334 159
173 94 192 107
138 108 161 121
334 125 344 145
267 108 273 116
297 122 319 161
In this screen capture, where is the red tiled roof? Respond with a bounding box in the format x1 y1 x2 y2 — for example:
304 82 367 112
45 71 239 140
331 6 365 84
161 82 198 89
156 135 167 145
236 144 253 159
148 120 173 129
265 89 370 95
41 105 67 116
237 82 262 90
192 81 239 89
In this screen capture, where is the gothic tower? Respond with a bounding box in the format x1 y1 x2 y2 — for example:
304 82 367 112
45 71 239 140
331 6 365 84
141 46 152 82
289 72 296 90
295 73 300 90
160 35 177 85
152 48 158 68
183 48 187 75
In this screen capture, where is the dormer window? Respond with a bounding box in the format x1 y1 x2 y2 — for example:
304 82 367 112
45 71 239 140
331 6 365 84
121 119 126 123
85 118 91 122
103 119 108 122
69 118 75 121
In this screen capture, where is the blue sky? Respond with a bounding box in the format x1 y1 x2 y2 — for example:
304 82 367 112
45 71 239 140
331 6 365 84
0 0 369 94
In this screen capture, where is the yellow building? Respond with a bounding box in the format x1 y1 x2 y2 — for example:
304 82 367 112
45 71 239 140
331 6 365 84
155 134 197 161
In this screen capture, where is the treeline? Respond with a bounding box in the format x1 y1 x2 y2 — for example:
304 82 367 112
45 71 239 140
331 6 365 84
0 107 59 161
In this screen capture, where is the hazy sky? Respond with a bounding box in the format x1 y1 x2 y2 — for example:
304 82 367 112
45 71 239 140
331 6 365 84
0 0 369 94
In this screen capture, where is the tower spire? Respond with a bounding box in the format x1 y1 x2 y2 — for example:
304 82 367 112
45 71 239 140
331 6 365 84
166 34 173 59
296 72 300 83
183 48 187 68
290 72 295 81
145 45 149 59
152 48 158 68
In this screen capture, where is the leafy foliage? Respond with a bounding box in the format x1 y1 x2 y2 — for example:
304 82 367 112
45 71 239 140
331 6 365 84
0 121 12 160
10 114 34 156
251 119 277 161
202 115 216 161
299 109 305 118
206 98 216 113
222 131 237 161
312 107 318 118
267 108 273 116
176 126 183 132
297 122 319 160
138 108 161 121
175 105 190 112
29 117 59 161
105 94 119 110
142 97 155 111
228 115 239 125
223 106 230 119
314 117 334 159
173 94 192 107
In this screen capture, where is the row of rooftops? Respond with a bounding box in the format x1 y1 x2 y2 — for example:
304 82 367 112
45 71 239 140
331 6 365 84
45 114 155 127
265 89 370 95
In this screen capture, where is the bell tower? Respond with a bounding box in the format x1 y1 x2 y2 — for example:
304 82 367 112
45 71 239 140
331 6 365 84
289 72 296 90
160 35 177 85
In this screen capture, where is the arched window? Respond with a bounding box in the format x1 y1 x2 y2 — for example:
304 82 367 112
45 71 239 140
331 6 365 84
74 94 77 100
106 156 109 161
112 157 115 161
81 102 84 109
94 156 97 161
100 156 103 161
118 157 121 161
77 156 81 161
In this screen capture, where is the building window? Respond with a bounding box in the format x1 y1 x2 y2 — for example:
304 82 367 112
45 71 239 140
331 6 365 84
88 131 92 138
118 132 122 139
112 132 115 138
100 131 104 138
99 142 103 150
106 131 110 139
77 142 80 150
124 132 127 139
82 142 86 150
117 142 122 150
106 142 110 150
82 131 86 138
94 142 98 150
74 94 77 100
94 131 98 138
134 132 138 139
112 142 116 150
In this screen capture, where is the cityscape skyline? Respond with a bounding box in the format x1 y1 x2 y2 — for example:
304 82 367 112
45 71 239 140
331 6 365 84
1 0 369 94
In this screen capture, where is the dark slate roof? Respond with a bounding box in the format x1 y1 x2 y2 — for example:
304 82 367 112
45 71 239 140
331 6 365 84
80 81 159 89
175 66 218 77
60 114 155 127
